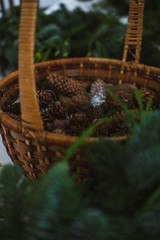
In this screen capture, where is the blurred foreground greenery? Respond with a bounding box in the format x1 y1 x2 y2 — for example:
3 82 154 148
1 109 160 239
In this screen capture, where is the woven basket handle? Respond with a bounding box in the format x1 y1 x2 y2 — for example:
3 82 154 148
122 0 145 63
19 0 43 131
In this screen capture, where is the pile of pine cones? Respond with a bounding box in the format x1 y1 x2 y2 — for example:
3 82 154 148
3 73 160 137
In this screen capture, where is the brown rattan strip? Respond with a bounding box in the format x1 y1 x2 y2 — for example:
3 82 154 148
123 0 144 63
19 0 43 131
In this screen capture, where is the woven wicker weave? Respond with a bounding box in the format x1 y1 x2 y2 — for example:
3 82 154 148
0 0 160 181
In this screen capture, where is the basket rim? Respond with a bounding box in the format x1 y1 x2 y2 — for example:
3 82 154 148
1 57 160 89
0 56 160 145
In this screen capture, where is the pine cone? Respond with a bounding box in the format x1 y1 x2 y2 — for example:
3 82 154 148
93 122 109 137
102 96 121 112
108 111 128 136
47 73 87 97
107 84 136 108
37 89 57 111
42 112 55 124
69 112 88 124
93 111 128 137
141 87 156 108
58 94 90 113
90 79 107 107
52 119 68 129
48 101 68 119
87 106 104 121
1 85 19 108
52 129 66 135
68 112 89 136
71 94 90 112
45 119 68 132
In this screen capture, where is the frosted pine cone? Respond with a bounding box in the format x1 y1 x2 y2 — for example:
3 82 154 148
47 73 87 97
90 79 108 107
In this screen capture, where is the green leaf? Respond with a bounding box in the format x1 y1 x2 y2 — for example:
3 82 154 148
47 35 62 44
37 24 61 40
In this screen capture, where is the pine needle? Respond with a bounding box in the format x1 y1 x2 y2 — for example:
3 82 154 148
64 116 111 162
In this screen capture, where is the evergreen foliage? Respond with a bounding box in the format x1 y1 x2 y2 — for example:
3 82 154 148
64 114 114 161
0 165 31 240
1 109 160 239
24 162 86 240
1 1 160 75
106 88 152 136
0 4 125 75
0 7 19 75
86 110 160 219
96 0 160 67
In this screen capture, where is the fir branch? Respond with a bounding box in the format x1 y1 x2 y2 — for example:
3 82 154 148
107 88 134 117
107 88 137 134
70 209 114 240
0 165 31 240
64 112 115 162
107 87 153 135
135 88 152 123
135 187 160 219
145 97 153 113
25 162 87 240
135 88 144 113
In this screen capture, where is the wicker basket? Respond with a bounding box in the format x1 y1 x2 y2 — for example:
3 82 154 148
0 0 160 181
